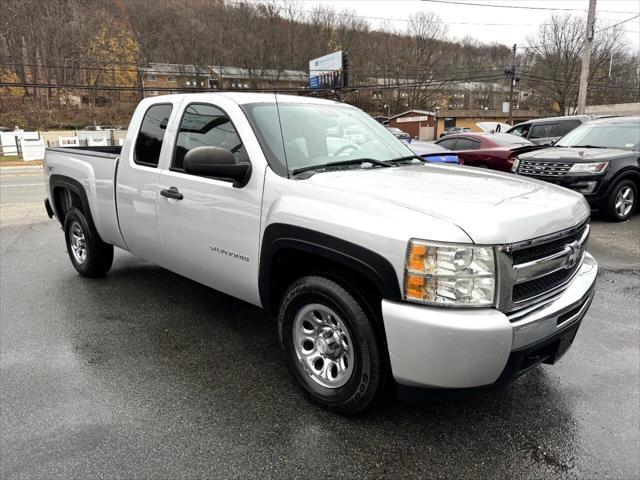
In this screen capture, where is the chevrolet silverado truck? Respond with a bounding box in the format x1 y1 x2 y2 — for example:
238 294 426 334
43 93 598 415
514 116 639 222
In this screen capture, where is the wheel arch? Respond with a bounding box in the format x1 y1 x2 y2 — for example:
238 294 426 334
259 223 402 319
603 167 640 200
50 175 95 228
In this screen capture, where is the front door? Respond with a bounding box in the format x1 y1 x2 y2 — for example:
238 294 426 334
157 101 263 305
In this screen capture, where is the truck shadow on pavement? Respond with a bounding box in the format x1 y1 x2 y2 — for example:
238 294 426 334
54 251 580 476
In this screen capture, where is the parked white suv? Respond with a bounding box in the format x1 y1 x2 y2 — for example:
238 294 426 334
43 93 597 414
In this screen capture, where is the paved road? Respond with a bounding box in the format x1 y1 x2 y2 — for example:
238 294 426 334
1 169 638 479
0 166 46 226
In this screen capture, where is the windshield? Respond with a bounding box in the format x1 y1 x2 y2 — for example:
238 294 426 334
243 102 414 175
555 122 640 150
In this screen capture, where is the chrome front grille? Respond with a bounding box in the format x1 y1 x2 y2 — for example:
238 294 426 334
498 221 590 316
517 160 572 177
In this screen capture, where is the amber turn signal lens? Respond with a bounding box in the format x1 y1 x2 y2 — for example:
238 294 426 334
408 243 427 272
405 274 426 300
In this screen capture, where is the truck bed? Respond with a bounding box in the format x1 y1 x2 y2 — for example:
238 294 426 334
44 145 125 248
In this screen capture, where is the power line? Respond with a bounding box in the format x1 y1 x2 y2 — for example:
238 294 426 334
227 0 539 25
596 14 640 33
519 72 639 93
0 73 510 94
420 0 638 14
1 58 509 78
227 0 637 27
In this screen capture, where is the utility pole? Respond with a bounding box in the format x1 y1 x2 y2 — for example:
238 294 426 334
577 0 597 115
505 44 518 125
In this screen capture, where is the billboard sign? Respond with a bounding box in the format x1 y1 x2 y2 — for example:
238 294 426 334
309 50 344 90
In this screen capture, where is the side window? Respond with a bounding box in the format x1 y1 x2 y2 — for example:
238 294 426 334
553 120 581 137
454 138 480 151
134 103 173 167
172 103 247 171
529 123 555 139
510 125 529 137
437 138 458 150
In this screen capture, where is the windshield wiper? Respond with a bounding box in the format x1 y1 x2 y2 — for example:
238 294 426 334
385 155 425 163
291 158 391 176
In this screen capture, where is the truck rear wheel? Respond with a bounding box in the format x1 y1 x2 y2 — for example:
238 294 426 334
63 207 114 277
279 275 389 415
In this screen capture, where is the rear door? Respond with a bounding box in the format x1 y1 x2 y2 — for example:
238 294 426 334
156 100 264 305
116 100 180 263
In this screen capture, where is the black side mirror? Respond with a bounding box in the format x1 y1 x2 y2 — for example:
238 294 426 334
183 146 251 188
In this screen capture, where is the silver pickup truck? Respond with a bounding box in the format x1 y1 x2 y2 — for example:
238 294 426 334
43 93 597 414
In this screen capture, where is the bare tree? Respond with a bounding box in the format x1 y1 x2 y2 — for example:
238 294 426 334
525 14 624 114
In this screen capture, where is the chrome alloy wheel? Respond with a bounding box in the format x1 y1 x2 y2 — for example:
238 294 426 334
615 186 635 218
293 304 355 388
69 220 87 264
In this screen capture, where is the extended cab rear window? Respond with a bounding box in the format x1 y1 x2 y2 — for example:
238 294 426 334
134 103 173 167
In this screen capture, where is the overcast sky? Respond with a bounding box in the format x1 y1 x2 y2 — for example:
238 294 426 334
275 0 640 50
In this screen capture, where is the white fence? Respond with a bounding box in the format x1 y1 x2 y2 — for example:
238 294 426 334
0 131 40 156
20 138 46 161
87 137 108 146
58 136 80 147
1 129 127 160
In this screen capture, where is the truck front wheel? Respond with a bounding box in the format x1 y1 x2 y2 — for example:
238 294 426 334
63 207 114 277
279 275 389 415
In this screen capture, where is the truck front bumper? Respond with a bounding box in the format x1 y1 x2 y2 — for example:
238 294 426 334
382 252 598 389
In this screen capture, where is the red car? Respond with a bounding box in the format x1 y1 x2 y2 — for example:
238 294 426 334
435 133 542 172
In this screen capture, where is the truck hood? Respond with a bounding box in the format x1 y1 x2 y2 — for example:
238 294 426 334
520 146 632 162
307 164 589 244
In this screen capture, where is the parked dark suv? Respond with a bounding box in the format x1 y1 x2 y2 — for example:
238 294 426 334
507 115 593 146
514 116 640 221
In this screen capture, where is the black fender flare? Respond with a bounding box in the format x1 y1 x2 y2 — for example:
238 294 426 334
49 174 95 228
258 223 402 312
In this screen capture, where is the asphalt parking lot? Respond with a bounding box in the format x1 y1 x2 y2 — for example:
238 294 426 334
1 166 639 479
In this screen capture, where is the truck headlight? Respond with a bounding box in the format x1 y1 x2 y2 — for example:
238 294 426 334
569 162 608 174
404 240 496 306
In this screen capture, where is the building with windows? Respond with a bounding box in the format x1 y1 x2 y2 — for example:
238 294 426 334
141 63 308 94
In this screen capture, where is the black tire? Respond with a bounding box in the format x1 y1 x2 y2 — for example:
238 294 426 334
63 207 114 277
279 275 389 415
604 179 637 222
